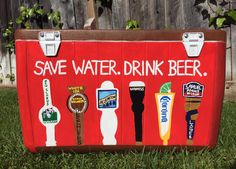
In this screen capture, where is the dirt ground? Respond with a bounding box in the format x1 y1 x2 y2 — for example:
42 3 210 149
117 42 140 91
224 81 236 102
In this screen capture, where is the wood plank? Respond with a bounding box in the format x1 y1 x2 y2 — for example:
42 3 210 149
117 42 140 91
169 0 185 29
0 0 10 55
112 0 130 29
41 0 52 29
129 0 158 29
0 0 10 28
84 0 96 29
147 0 158 29
156 0 167 29
49 0 76 29
232 25 236 80
73 0 86 29
96 1 112 29
129 0 148 29
182 0 208 28
232 0 236 8
10 0 20 27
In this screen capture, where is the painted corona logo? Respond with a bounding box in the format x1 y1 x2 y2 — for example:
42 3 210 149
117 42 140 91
155 82 175 146
160 96 171 123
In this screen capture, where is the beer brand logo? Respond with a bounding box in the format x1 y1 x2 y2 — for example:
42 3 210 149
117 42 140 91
68 86 88 114
42 107 58 124
97 90 117 109
160 96 171 123
183 82 204 98
130 87 145 91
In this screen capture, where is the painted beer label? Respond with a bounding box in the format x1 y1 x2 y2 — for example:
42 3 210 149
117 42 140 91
42 108 58 124
97 90 118 109
68 86 88 114
183 82 204 98
156 94 174 136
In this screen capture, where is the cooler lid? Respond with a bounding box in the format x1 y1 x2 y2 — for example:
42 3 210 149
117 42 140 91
15 29 226 42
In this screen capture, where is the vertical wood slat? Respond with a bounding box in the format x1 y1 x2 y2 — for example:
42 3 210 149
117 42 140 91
148 0 158 29
73 0 86 29
231 25 236 80
0 0 11 69
41 0 52 29
129 0 148 28
232 0 236 80
169 0 185 29
10 0 20 28
183 0 207 28
156 0 166 29
112 0 130 29
49 0 76 29
96 1 112 29
128 0 158 29
84 0 97 29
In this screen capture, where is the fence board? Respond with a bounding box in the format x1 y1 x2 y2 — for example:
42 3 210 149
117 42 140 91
0 0 10 29
156 0 166 29
96 1 112 29
129 0 148 29
73 0 86 29
147 0 158 29
112 0 130 29
232 25 236 80
129 0 158 29
9 0 20 28
169 0 185 29
183 0 202 28
50 0 76 29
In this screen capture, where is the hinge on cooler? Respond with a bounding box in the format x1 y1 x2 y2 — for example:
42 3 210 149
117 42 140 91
182 32 204 57
39 31 61 57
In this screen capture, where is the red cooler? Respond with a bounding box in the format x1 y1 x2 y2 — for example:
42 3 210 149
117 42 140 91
15 30 226 152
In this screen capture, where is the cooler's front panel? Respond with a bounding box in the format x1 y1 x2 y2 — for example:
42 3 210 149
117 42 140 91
15 30 226 152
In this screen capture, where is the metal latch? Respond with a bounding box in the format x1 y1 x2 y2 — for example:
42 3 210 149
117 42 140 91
39 31 61 57
182 32 204 57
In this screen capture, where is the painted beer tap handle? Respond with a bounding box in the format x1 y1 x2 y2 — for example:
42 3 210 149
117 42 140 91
129 81 145 144
67 86 88 145
183 82 204 145
39 79 61 147
96 81 119 145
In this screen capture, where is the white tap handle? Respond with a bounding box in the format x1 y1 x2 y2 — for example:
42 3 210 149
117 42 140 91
96 81 119 145
39 79 61 147
46 125 56 146
100 109 117 145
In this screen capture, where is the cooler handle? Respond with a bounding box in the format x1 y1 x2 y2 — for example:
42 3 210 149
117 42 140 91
38 31 61 57
182 32 204 58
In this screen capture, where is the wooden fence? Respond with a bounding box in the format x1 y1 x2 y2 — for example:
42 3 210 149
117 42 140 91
0 0 236 87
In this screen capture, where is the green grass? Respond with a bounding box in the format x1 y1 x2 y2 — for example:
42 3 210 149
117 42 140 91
0 88 235 169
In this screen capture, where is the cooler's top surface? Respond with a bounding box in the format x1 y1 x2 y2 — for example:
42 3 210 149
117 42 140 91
15 29 226 42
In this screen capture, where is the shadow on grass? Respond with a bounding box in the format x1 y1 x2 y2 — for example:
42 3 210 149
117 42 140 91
230 161 236 169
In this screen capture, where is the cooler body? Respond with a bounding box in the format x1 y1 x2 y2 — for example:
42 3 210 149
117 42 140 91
15 30 226 152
